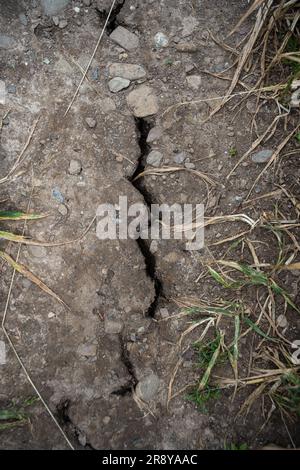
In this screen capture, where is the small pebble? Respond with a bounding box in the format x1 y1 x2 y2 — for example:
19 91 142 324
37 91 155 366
173 152 186 164
0 340 6 365
52 188 64 203
19 13 28 26
154 32 169 48
147 150 163 167
7 84 16 94
85 117 97 128
184 162 195 169
108 77 130 93
68 159 82 175
58 204 68 216
277 314 288 328
58 19 68 29
251 149 273 164
146 126 162 143
159 307 169 319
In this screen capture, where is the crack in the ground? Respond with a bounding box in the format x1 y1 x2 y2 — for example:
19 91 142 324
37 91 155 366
111 334 138 396
129 118 164 318
96 0 126 35
56 399 95 450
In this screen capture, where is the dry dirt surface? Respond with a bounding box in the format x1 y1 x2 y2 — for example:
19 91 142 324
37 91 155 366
0 0 300 450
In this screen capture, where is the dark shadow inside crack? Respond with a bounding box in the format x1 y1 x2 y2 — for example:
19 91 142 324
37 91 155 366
56 399 94 450
96 0 126 35
129 117 164 318
111 335 137 396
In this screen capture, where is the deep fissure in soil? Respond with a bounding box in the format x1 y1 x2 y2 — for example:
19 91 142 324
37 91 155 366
112 335 138 396
130 118 164 318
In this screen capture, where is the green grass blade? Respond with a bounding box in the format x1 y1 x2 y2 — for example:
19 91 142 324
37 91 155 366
208 267 242 289
0 409 24 421
231 315 240 380
0 230 47 246
0 211 46 221
270 279 300 313
198 332 224 391
0 230 33 243
244 317 278 342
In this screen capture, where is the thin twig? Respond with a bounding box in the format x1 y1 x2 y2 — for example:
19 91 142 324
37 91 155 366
0 117 39 185
64 0 117 116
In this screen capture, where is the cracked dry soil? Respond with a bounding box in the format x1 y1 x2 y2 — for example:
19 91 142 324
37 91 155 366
0 0 300 450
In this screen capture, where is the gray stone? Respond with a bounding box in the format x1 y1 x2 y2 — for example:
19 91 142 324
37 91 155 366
109 63 146 81
186 75 201 90
184 162 196 169
135 373 161 402
146 126 162 143
78 433 87 447
0 80 5 105
52 188 65 204
91 66 100 80
246 99 257 114
108 77 130 93
52 16 60 25
77 343 97 358
85 117 97 128
19 13 28 26
83 0 92 5
41 0 70 16
154 32 169 48
58 204 68 216
0 341 6 365
58 19 68 29
251 149 273 164
185 63 195 73
173 152 186 164
159 307 169 319
147 150 163 167
291 88 300 108
68 159 82 175
7 84 16 94
126 85 159 117
104 319 123 334
0 35 17 50
276 314 288 328
110 26 139 51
